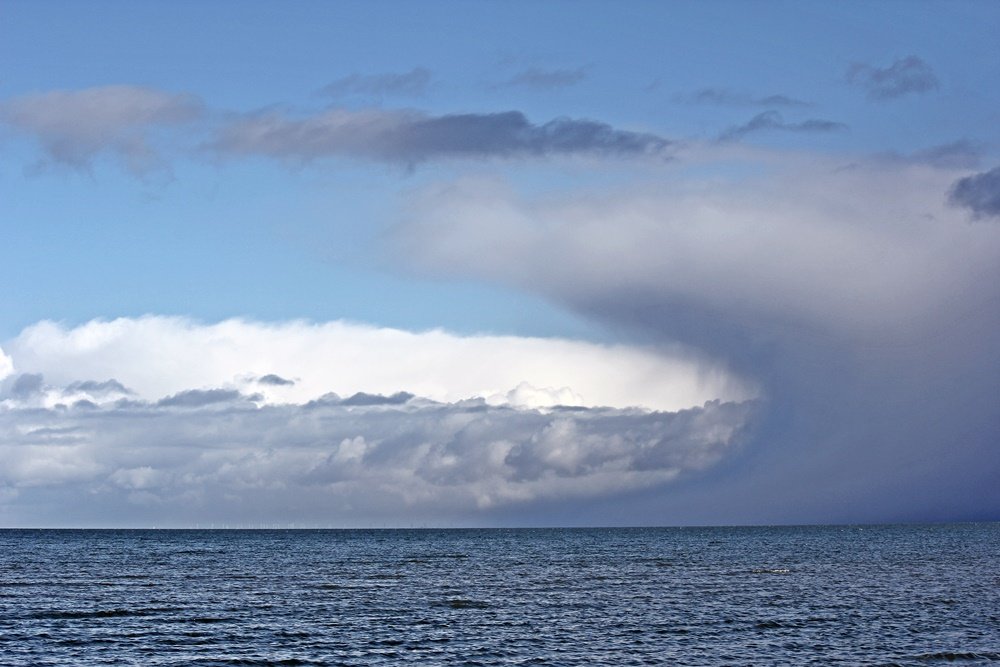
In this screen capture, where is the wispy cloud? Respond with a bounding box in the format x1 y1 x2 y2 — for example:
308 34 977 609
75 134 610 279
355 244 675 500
719 110 846 141
321 67 432 98
0 85 204 175
847 56 939 101
949 166 1000 219
206 108 673 166
877 140 981 170
497 67 588 90
674 87 810 108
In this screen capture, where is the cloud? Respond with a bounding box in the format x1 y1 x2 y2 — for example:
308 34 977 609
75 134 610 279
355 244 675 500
156 388 253 408
720 111 847 141
206 108 673 167
339 391 414 406
847 56 939 100
674 88 810 107
65 379 134 396
0 375 753 526
257 374 295 386
498 67 588 90
949 166 1000 219
3 317 751 412
9 373 44 398
878 140 982 170
0 85 204 175
321 67 432 98
391 157 1000 523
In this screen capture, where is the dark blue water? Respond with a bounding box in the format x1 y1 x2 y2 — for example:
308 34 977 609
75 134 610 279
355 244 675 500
0 525 997 666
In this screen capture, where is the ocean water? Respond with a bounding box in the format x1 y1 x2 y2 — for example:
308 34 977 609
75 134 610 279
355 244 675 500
0 525 997 666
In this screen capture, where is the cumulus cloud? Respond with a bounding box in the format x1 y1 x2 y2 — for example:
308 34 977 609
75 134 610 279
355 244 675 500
674 88 810 107
720 110 846 141
0 85 204 174
321 67 432 98
391 157 1000 523
949 165 1000 219
847 56 939 100
498 67 588 90
3 317 751 412
0 347 13 380
0 375 753 526
205 108 672 167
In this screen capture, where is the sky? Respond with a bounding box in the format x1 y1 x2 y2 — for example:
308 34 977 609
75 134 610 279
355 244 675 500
0 0 998 527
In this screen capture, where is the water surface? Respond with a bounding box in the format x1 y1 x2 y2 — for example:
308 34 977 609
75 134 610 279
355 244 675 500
1 524 997 665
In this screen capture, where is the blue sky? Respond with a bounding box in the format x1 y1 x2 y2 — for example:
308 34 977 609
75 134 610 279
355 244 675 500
0 1 998 526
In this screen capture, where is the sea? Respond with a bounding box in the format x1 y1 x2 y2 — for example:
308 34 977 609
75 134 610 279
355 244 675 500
0 524 997 666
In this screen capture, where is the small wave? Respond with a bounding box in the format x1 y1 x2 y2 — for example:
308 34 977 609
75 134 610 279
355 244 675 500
751 568 791 574
436 598 489 610
914 652 1000 662
29 608 157 620
187 659 328 666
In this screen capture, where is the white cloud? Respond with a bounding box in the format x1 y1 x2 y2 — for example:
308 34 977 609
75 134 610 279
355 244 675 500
0 386 753 525
4 317 752 411
0 347 12 381
0 317 757 524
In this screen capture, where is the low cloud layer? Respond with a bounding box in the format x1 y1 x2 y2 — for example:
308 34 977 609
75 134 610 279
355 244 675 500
0 85 203 174
847 56 939 101
949 165 1000 218
0 372 752 527
393 156 1000 523
206 108 672 166
720 111 846 141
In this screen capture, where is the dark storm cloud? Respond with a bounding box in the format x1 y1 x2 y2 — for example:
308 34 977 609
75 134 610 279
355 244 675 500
719 111 847 141
0 383 753 526
0 85 204 175
847 56 939 100
321 67 432 98
674 88 810 108
206 108 673 167
498 67 588 90
392 166 1000 524
949 166 1000 219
